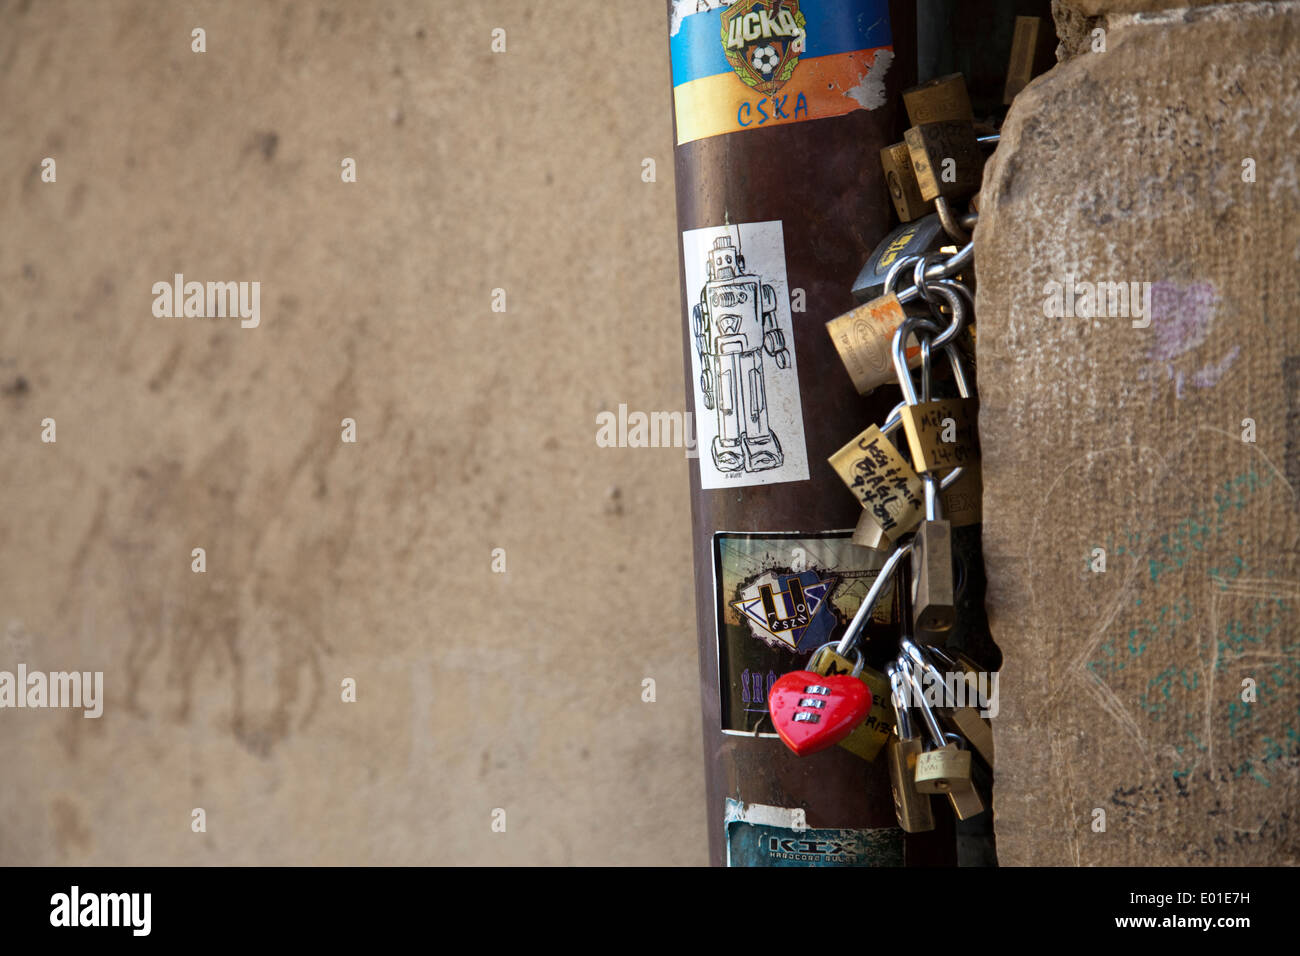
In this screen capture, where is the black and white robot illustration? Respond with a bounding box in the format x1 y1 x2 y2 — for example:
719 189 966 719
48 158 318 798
692 233 789 474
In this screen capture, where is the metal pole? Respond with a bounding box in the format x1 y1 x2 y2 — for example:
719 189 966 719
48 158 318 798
666 0 958 866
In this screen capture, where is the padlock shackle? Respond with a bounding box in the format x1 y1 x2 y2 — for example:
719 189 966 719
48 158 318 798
902 639 958 708
923 472 942 521
890 315 942 407
934 195 971 244
881 401 906 437
891 286 971 398
919 335 933 403
886 661 917 742
935 280 975 392
902 654 949 750
808 641 864 678
915 275 967 351
886 242 974 305
929 644 987 678
835 538 912 656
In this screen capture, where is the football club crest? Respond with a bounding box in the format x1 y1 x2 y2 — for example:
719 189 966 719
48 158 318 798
720 0 807 96
731 569 833 652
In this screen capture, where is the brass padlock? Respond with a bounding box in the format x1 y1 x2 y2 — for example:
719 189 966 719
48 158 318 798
932 733 986 820
944 706 994 768
911 511 956 642
889 738 933 831
1003 16 1056 104
846 403 928 549
886 662 934 833
891 306 978 481
828 424 925 542
938 463 982 528
899 396 980 475
902 73 973 127
903 655 986 821
904 121 984 203
880 142 933 223
913 742 972 794
808 645 893 762
825 293 922 395
946 780 986 820
852 508 890 551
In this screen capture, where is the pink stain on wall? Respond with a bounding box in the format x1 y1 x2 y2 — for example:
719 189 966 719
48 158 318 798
1142 280 1237 398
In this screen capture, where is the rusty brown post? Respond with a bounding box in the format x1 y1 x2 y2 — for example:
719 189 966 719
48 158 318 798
666 0 958 866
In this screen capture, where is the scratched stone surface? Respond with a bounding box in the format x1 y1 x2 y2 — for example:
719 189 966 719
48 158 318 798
979 3 1300 864
0 1 705 864
1051 3 1263 61
1068 0 1256 16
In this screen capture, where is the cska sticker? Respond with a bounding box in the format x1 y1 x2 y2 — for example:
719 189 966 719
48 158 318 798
669 0 893 145
721 0 807 96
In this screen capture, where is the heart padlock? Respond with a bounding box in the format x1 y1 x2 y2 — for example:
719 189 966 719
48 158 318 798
768 651 872 757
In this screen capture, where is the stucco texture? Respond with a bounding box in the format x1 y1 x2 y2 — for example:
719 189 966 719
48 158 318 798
0 0 705 865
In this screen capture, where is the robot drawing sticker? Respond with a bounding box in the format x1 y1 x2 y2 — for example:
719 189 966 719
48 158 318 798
683 221 810 489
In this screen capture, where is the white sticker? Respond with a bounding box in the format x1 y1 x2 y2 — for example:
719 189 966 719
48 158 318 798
668 0 728 37
682 220 809 490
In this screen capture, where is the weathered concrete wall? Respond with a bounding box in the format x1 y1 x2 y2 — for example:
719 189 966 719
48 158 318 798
980 1 1300 865
1052 1 1258 59
0 0 704 865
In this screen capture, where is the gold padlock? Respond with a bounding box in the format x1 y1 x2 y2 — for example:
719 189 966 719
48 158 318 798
886 662 934 833
943 707 994 767
902 73 973 127
915 741 985 820
913 742 972 794
852 508 890 551
880 142 934 223
899 397 980 475
904 121 984 203
889 737 935 833
828 425 925 541
946 779 986 820
825 293 921 396
938 464 982 528
1003 16 1056 104
911 515 955 642
808 646 892 762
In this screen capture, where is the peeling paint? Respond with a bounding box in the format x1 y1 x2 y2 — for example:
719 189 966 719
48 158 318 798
844 47 893 111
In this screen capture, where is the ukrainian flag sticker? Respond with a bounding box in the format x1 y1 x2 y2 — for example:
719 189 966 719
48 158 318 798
669 0 894 146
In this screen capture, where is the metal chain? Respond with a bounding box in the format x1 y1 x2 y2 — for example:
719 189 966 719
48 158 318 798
836 213 978 659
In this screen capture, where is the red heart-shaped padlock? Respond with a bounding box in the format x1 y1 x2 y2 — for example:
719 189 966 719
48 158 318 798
768 670 872 757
